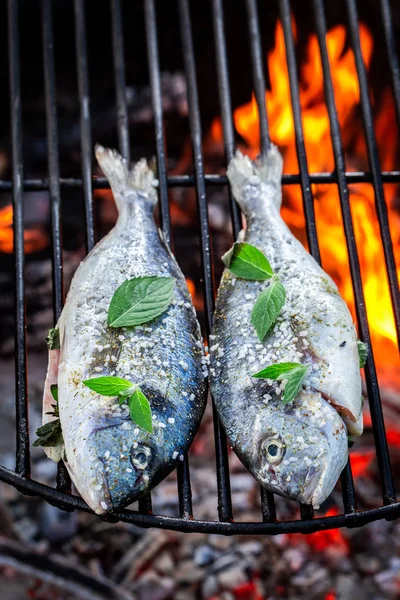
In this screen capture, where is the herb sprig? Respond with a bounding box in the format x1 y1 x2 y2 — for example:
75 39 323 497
83 376 153 433
33 384 64 448
253 362 309 406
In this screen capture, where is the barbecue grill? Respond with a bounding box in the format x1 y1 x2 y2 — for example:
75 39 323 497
1 0 400 535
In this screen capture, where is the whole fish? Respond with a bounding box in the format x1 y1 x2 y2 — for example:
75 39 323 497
41 146 206 514
210 146 362 508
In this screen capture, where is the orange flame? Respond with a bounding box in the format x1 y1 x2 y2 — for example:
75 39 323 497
212 21 400 387
0 204 47 254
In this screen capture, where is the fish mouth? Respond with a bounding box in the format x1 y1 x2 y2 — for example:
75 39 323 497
296 461 326 507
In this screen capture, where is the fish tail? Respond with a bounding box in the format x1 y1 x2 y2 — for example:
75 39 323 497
227 144 283 211
95 145 158 209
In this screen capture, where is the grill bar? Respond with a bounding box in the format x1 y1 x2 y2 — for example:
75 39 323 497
245 0 271 154
41 0 71 495
178 0 233 523
280 0 355 515
74 0 94 252
1 0 399 535
279 0 321 264
346 0 400 351
245 0 270 153
111 0 130 162
380 0 400 134
144 0 171 245
1 170 400 193
211 0 242 237
313 0 395 507
8 0 30 479
144 0 192 519
211 0 275 523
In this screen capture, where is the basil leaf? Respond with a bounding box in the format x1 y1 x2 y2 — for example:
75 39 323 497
108 276 175 328
46 327 60 350
128 389 153 433
252 362 309 406
83 376 134 396
357 341 368 368
33 419 64 447
222 243 274 280
251 278 286 341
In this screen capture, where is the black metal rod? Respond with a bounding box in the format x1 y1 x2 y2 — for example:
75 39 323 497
144 0 171 245
41 0 71 495
211 0 275 523
144 0 192 518
280 0 355 511
211 0 242 238
8 0 30 479
0 170 400 193
138 494 153 515
110 0 130 162
260 489 276 522
340 462 357 513
177 452 193 519
74 0 95 252
1 465 400 534
379 0 400 134
313 0 395 506
278 0 321 263
178 0 233 523
345 0 400 351
245 0 270 154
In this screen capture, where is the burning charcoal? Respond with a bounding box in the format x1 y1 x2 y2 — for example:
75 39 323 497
282 547 306 573
374 558 400 597
153 551 175 576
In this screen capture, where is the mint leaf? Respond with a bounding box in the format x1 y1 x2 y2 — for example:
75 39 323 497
251 277 286 341
33 419 64 447
357 341 368 368
83 376 134 396
46 327 60 350
280 364 308 406
253 362 309 406
128 389 153 433
222 243 274 280
108 276 175 328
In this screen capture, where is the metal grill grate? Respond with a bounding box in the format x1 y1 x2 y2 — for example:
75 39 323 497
1 0 400 534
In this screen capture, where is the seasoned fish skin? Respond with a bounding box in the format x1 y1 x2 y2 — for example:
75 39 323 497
43 147 206 514
210 146 361 507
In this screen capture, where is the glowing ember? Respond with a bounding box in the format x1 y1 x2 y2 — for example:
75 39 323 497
0 204 47 254
349 450 374 478
211 21 400 388
286 509 349 554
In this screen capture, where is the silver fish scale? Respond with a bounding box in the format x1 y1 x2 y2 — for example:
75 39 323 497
43 148 206 514
210 147 359 508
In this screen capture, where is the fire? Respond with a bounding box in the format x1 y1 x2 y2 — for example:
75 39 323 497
212 21 400 388
286 508 349 554
0 204 47 254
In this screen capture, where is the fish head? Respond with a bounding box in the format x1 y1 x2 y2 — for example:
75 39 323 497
65 402 169 515
247 389 348 508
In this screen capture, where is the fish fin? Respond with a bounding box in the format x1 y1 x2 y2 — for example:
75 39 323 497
227 145 283 212
95 145 158 209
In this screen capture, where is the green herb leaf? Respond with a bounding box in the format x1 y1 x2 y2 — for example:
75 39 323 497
253 362 309 406
108 276 175 328
222 243 274 280
357 340 368 368
46 327 60 350
50 384 58 403
251 277 286 341
33 419 64 447
127 389 153 433
83 376 134 396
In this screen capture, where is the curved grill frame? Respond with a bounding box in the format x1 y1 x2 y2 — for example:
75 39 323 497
1 0 400 534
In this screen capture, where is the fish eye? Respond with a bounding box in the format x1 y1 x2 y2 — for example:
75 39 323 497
263 438 285 464
131 445 152 470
